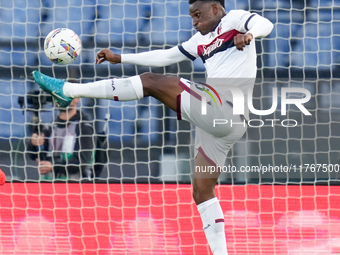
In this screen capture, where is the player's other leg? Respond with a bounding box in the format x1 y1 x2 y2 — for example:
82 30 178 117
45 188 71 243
32 71 183 111
190 118 246 255
193 152 228 255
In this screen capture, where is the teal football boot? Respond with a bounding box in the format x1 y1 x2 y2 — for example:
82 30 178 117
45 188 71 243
32 70 72 107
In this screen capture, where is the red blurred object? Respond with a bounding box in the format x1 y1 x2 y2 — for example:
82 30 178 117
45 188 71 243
0 169 6 185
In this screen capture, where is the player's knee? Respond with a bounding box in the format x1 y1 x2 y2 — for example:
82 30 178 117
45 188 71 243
192 182 215 204
140 72 162 93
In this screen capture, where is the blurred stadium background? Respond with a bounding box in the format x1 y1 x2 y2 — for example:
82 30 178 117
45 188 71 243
1 0 340 254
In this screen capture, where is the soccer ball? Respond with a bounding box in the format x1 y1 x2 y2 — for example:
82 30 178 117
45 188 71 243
44 28 81 65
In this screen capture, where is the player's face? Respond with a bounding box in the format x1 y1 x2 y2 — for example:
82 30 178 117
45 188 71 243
189 1 221 35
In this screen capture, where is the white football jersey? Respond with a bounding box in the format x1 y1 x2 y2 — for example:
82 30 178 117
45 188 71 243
179 10 258 79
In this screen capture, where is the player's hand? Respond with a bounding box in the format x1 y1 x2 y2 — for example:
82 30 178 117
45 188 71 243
36 160 53 174
96 49 121 64
31 133 45 146
234 33 253 51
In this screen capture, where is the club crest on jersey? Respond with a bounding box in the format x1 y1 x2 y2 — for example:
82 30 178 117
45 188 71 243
217 24 222 35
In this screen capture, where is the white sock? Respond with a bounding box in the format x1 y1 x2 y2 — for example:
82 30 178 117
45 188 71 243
63 75 144 101
197 197 228 255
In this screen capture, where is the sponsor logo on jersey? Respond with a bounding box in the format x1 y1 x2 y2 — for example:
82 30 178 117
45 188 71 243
197 29 241 62
201 38 224 57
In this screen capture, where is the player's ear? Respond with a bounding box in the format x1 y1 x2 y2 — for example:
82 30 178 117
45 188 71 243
211 3 219 14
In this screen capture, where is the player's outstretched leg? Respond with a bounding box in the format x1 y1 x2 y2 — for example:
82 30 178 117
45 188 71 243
194 152 228 255
32 71 183 112
32 71 72 107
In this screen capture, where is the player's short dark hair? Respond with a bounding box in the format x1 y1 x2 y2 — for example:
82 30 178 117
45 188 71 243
188 0 225 9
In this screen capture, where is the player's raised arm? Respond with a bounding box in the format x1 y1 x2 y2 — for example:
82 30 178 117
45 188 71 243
234 14 274 51
246 14 274 39
96 46 188 67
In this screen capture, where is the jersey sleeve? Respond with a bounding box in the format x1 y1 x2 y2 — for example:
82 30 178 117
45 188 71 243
178 33 201 61
121 46 188 67
228 10 259 33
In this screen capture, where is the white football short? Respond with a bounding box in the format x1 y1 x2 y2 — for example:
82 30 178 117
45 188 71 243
176 78 247 168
